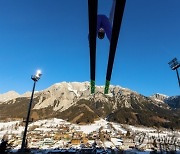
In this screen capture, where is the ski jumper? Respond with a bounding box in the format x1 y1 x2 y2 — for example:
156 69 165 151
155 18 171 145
97 0 116 41
97 14 112 41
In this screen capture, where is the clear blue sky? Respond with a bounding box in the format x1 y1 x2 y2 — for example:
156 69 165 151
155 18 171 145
0 0 180 96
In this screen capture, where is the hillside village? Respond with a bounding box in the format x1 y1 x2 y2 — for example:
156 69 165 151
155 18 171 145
0 118 180 153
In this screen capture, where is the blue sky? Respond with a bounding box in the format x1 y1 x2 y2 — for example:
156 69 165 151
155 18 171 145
0 0 180 96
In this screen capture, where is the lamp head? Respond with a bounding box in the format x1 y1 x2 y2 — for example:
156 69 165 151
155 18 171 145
36 70 42 78
31 69 42 81
168 58 180 70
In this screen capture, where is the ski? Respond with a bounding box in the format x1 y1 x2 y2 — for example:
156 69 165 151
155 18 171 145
104 0 126 94
88 0 98 94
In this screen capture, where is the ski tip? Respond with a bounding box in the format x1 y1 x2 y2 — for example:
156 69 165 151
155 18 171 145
90 80 95 94
104 80 110 94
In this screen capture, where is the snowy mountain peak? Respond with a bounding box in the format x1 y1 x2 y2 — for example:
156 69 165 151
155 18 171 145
150 93 169 102
31 81 143 112
0 82 179 129
0 91 20 102
33 81 91 111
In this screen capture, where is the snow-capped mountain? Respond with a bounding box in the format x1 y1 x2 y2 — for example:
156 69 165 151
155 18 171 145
33 81 90 111
0 82 179 128
0 91 20 103
150 93 169 102
21 91 33 97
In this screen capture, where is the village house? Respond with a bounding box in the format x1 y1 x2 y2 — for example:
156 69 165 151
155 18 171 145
121 138 135 150
71 138 81 145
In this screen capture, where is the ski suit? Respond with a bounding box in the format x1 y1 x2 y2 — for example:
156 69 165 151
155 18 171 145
97 0 115 41
97 14 112 41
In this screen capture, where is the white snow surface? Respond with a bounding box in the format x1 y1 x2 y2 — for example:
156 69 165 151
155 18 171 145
29 118 68 127
0 121 20 130
128 125 156 133
0 121 23 139
0 118 127 139
111 122 127 134
155 93 169 98
73 119 109 134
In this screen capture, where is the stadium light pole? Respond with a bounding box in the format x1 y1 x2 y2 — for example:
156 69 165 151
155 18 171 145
21 70 42 151
168 58 180 88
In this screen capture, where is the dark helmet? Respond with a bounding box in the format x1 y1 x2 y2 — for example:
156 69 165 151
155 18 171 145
98 28 105 39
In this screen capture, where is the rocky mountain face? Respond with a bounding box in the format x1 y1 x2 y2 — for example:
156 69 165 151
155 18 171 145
150 93 169 102
0 91 20 103
0 82 179 128
165 96 180 109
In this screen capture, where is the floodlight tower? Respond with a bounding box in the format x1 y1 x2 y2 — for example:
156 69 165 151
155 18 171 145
168 58 180 88
21 70 42 151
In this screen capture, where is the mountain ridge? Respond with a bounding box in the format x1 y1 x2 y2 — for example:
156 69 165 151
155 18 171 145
0 82 179 129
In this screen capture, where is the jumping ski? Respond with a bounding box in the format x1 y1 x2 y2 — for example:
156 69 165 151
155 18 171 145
104 0 126 94
88 0 98 94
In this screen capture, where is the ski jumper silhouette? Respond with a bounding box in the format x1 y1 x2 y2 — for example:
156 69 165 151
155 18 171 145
97 0 116 41
88 0 126 94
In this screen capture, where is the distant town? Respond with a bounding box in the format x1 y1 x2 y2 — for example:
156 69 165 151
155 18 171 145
0 118 180 153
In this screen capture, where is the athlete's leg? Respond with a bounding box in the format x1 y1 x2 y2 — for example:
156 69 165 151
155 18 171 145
109 0 116 25
100 15 112 41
